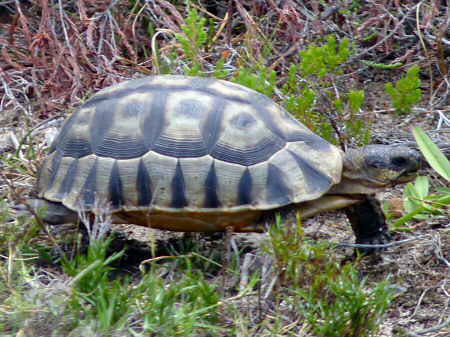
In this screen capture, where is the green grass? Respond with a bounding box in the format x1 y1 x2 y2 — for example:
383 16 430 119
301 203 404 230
0 204 394 336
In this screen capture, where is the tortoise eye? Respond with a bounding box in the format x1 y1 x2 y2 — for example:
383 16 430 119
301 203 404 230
391 156 407 167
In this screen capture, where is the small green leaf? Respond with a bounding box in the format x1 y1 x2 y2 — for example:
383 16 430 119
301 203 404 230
360 60 403 69
382 201 389 215
413 127 450 181
402 178 433 215
392 207 425 228
434 187 450 194
414 176 429 199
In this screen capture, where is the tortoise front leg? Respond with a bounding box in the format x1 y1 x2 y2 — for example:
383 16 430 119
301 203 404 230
344 194 391 254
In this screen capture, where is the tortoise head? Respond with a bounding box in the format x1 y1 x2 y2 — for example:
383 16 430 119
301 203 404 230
330 145 421 194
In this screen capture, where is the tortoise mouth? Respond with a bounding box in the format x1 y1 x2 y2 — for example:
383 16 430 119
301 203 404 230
397 168 420 182
395 151 421 182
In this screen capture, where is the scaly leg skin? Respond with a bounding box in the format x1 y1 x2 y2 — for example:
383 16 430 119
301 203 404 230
344 194 391 254
12 199 79 225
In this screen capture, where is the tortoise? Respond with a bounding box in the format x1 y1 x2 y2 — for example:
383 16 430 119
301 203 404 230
30 75 421 249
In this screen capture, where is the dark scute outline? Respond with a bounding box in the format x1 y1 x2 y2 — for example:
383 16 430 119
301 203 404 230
49 112 80 153
43 152 63 194
252 102 333 150
35 158 48 192
50 149 63 172
209 136 284 166
286 132 332 150
109 160 124 209
142 90 169 150
136 159 152 206
95 136 149 159
204 161 220 208
287 150 331 193
171 160 187 208
152 136 207 158
249 104 287 141
237 168 252 205
57 138 92 159
55 159 78 199
84 81 259 111
90 100 115 154
81 159 97 207
266 163 292 205
202 97 226 153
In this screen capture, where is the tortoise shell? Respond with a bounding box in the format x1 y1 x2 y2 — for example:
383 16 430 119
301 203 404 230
36 76 342 231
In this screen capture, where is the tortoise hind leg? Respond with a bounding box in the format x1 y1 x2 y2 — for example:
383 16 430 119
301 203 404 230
344 194 391 254
13 199 79 225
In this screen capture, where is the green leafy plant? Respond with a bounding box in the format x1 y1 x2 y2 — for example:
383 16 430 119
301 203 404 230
213 57 229 79
413 127 450 181
282 37 370 145
392 127 449 228
342 90 372 145
299 35 350 78
263 215 394 336
173 6 230 80
175 7 208 76
385 65 422 115
175 19 369 146
233 65 277 97
293 263 393 337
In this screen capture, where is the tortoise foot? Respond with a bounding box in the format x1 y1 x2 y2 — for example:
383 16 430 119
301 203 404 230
355 227 391 255
344 194 390 255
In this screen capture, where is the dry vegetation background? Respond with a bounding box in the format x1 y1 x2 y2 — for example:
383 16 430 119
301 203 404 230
0 0 449 336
